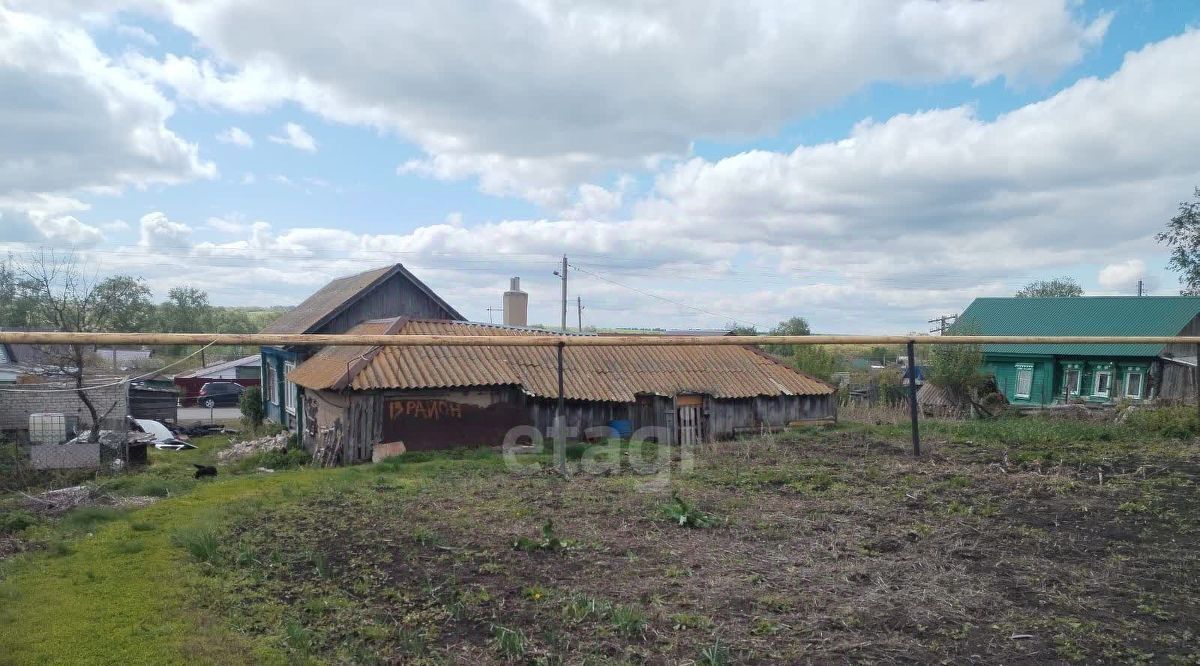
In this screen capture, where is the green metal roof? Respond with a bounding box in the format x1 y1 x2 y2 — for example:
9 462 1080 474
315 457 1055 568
954 296 1200 357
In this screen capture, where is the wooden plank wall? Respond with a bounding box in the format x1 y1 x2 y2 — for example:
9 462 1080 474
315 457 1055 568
318 275 461 335
708 394 836 438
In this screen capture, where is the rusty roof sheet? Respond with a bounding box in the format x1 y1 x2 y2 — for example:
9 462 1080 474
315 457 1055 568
289 318 834 401
261 264 463 334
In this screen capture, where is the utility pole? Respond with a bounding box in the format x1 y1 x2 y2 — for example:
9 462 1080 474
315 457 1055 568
1137 280 1144 297
907 340 920 456
557 255 568 333
577 296 584 331
553 255 568 475
927 314 958 335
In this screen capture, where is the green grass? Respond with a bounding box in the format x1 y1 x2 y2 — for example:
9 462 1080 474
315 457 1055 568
0 465 352 664
0 437 524 665
1 414 1195 664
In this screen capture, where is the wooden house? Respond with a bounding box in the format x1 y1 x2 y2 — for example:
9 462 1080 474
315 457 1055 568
956 296 1200 407
286 318 836 464
259 264 463 431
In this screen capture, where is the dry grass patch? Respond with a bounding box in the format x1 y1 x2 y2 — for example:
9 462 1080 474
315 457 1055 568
196 425 1199 663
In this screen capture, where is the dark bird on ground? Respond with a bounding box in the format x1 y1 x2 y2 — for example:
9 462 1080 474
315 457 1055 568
193 464 218 479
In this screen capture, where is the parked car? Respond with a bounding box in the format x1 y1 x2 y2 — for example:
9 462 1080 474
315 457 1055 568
197 382 246 407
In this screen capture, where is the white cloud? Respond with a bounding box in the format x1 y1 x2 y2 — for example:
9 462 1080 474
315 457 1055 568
101 219 131 232
561 181 628 221
138 211 191 248
0 6 214 246
634 31 1200 294
30 215 105 246
268 122 316 152
240 172 256 185
1098 259 1156 294
134 0 1106 201
215 126 254 147
205 215 248 235
0 7 215 198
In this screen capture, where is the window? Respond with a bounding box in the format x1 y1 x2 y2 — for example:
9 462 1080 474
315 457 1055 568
1093 370 1112 398
1014 364 1033 399
1125 371 1144 398
265 365 278 404
1063 368 1081 397
284 361 296 414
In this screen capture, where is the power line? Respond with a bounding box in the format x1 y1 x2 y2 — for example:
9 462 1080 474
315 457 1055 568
0 341 217 393
569 263 759 329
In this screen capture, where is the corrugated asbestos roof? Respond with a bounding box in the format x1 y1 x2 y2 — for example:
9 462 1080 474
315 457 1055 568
261 264 463 334
956 296 1200 357
287 318 834 401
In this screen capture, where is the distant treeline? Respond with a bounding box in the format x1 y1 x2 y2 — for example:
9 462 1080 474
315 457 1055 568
0 256 286 335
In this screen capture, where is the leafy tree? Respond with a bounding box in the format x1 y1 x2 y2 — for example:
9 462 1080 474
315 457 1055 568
211 308 255 334
239 386 265 430
1015 277 1083 298
91 275 155 332
14 252 126 441
0 255 35 329
765 316 811 355
1156 187 1200 295
157 287 212 333
791 345 840 383
926 343 986 405
876 367 905 406
726 325 757 336
770 317 811 336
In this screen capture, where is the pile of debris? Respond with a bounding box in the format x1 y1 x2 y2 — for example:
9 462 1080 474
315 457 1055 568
216 432 289 463
19 485 158 516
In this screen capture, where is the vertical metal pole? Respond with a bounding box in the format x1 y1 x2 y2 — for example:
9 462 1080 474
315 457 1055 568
560 255 568 334
556 341 566 474
907 341 920 456
1194 344 1199 420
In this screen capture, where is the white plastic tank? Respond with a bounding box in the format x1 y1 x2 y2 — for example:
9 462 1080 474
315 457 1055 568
29 413 68 445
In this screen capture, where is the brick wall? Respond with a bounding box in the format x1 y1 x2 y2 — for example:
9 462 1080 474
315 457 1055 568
0 379 129 434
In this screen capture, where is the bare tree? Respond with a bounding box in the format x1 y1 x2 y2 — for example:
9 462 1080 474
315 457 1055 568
15 251 123 442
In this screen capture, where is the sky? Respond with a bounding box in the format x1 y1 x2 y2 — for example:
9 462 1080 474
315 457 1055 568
1 0 1199 333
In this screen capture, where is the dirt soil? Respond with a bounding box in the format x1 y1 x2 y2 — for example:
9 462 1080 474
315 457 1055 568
209 430 1200 664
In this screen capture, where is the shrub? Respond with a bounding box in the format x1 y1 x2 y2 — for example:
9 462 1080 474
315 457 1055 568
239 386 265 430
1124 406 1200 439
0 510 38 535
791 345 841 382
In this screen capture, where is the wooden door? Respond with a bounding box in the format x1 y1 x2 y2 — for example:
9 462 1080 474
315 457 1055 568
676 395 704 447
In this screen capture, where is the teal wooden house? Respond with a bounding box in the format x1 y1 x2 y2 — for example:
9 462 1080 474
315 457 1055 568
955 297 1200 407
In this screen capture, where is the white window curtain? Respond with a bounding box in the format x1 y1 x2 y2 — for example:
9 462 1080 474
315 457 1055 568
284 361 296 414
1125 371 1143 398
1014 365 1033 399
